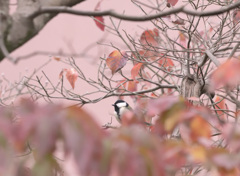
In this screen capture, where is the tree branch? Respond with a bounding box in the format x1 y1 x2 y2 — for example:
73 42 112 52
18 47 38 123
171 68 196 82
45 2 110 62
205 50 220 67
1 1 240 62
0 0 86 62
0 36 16 62
0 0 9 15
29 1 240 21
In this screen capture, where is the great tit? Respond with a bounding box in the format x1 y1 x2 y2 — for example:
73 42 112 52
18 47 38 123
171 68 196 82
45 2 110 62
112 100 132 124
112 100 151 126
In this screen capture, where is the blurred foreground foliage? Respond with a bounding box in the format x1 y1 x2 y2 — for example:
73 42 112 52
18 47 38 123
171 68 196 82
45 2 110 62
0 97 240 176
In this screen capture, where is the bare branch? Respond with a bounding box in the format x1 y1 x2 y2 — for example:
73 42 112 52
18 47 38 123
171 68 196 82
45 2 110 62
0 36 16 63
205 49 220 67
29 2 240 21
0 0 86 62
228 42 240 59
0 0 9 14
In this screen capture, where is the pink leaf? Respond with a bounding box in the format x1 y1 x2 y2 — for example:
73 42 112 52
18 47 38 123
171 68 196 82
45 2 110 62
131 63 143 79
147 96 180 117
94 0 103 10
106 50 128 74
94 16 105 31
66 68 78 89
116 79 127 93
53 57 61 61
167 0 178 6
172 18 185 25
94 0 105 31
211 59 240 90
158 57 174 71
140 29 159 47
128 80 138 92
233 9 240 25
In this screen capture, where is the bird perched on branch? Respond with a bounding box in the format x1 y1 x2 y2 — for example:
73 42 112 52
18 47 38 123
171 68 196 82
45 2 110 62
112 99 132 124
112 99 151 126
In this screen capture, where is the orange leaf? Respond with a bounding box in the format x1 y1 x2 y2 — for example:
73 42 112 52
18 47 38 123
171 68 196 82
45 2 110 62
179 32 185 41
128 80 138 92
131 63 143 79
188 145 207 162
214 96 226 120
159 57 174 71
140 29 159 47
151 92 158 97
106 50 128 74
53 57 61 61
190 115 211 142
179 32 186 47
132 50 160 63
211 59 240 90
66 68 78 89
116 79 127 93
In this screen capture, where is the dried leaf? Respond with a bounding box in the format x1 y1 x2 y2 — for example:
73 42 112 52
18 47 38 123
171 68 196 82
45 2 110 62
172 18 185 25
147 96 182 117
151 92 158 97
94 16 105 31
162 140 187 169
128 80 138 92
132 50 160 63
158 57 174 71
211 59 240 90
59 69 65 79
167 0 178 6
190 115 211 142
20 103 63 158
179 32 186 47
94 0 102 10
140 29 159 47
233 9 240 25
63 106 105 175
161 101 186 132
188 145 207 163
131 63 143 79
17 166 32 176
94 0 105 31
221 123 240 152
116 79 127 93
148 97 186 133
106 50 128 74
53 57 61 61
65 68 78 89
211 149 240 171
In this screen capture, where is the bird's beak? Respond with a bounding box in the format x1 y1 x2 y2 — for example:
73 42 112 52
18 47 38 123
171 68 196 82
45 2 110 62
112 104 114 106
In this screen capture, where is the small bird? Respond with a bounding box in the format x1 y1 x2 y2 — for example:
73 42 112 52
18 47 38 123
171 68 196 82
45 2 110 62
112 100 151 126
112 99 132 124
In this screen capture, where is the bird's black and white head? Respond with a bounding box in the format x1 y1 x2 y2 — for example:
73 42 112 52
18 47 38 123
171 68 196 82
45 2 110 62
112 100 131 123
